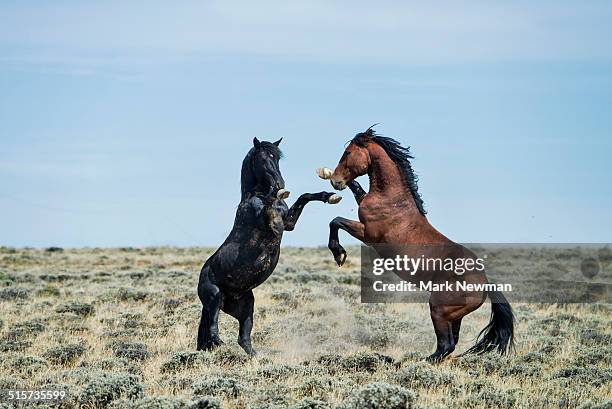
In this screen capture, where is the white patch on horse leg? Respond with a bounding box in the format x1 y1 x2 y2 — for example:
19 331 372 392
328 194 342 204
316 167 333 180
277 189 290 200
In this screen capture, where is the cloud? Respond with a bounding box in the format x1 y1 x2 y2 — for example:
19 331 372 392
0 0 611 72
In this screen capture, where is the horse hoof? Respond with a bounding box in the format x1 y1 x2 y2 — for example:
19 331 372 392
335 252 347 267
277 189 290 200
316 167 333 180
328 194 342 204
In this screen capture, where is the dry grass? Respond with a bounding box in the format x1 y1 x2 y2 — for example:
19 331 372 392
0 246 610 409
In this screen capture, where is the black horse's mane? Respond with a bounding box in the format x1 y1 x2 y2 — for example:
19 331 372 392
352 128 427 215
241 142 283 199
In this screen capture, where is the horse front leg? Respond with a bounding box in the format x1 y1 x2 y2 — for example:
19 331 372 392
328 217 365 267
347 180 366 204
317 167 366 204
283 192 342 231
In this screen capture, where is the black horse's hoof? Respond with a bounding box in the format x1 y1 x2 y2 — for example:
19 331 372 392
238 341 257 357
203 338 224 351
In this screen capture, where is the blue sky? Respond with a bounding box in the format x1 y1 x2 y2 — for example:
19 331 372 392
1 1 611 247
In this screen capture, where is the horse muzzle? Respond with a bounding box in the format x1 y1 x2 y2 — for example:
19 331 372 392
331 179 347 190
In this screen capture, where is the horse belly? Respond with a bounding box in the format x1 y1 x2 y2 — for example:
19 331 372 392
223 247 280 292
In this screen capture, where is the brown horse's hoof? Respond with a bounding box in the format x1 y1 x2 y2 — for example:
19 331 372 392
335 251 347 267
425 348 454 364
316 167 333 180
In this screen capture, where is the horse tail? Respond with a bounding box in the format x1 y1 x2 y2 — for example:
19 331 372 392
465 290 515 355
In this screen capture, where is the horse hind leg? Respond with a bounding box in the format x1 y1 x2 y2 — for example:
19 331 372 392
452 318 463 345
427 303 457 363
197 268 224 351
222 290 256 357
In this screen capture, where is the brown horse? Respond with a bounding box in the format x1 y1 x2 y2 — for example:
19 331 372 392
320 126 514 362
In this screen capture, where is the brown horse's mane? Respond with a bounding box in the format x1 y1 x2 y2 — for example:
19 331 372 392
351 128 427 215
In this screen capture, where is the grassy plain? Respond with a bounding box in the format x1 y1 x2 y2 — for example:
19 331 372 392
0 246 610 408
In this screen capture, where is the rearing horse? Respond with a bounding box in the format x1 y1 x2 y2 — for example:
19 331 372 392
319 127 514 362
198 137 341 356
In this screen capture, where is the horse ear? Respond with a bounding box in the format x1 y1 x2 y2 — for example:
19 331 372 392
253 137 261 147
273 138 282 146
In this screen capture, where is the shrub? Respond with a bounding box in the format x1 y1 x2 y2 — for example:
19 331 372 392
46 247 64 252
37 285 61 297
0 340 32 352
163 298 182 312
56 302 95 317
462 387 519 409
0 271 15 284
0 376 26 390
43 343 87 365
161 351 208 373
110 396 191 409
0 287 29 300
271 290 297 307
499 364 541 377
576 401 612 409
341 382 416 409
519 351 547 364
394 362 456 389
257 364 305 380
211 346 248 366
572 346 612 367
294 376 335 397
108 341 149 362
192 377 244 399
251 385 291 408
117 287 148 302
79 371 144 407
188 397 222 409
551 367 612 387
455 353 508 375
315 352 395 374
88 358 142 375
290 398 331 409
578 329 612 346
342 352 396 373
354 327 393 349
4 319 46 341
1 353 48 376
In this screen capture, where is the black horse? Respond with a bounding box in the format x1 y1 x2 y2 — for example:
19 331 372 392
197 137 341 355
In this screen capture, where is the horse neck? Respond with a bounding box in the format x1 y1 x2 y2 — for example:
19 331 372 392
241 156 273 200
240 153 257 200
367 144 420 214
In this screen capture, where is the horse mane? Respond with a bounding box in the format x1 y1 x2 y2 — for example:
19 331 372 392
353 129 427 215
240 142 283 199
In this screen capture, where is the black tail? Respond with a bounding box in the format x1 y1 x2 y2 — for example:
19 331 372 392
465 290 515 355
